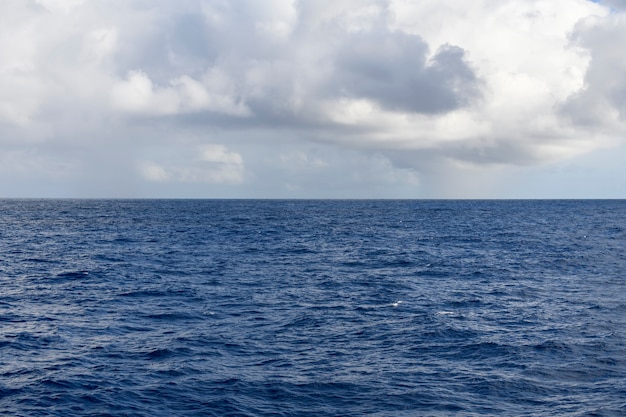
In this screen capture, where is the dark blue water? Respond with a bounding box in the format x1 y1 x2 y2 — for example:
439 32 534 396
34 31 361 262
1 200 625 416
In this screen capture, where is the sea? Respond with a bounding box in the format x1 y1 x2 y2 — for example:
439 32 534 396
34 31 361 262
0 199 624 416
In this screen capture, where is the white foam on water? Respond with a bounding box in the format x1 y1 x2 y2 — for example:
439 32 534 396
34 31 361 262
436 311 455 315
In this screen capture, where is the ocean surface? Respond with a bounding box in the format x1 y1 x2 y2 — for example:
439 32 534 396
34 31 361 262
0 199 625 416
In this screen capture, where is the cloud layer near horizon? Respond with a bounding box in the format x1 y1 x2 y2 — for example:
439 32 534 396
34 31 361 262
1 0 625 197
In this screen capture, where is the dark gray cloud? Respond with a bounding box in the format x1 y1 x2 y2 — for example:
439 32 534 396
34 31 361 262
333 32 480 113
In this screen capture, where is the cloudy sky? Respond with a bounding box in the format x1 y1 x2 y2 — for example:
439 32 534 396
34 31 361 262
1 0 625 198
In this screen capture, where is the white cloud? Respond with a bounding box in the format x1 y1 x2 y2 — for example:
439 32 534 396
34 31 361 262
138 161 170 182
111 70 179 115
279 150 328 169
200 144 243 165
110 69 250 116
138 144 244 185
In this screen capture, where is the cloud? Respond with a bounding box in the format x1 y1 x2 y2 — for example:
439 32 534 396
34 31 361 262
0 0 625 197
595 0 626 11
138 144 244 185
561 12 626 129
332 33 480 113
110 69 251 116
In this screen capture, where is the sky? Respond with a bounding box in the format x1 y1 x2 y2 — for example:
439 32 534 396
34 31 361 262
1 0 625 198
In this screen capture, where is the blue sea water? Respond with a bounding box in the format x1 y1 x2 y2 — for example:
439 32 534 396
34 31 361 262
0 199 625 416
